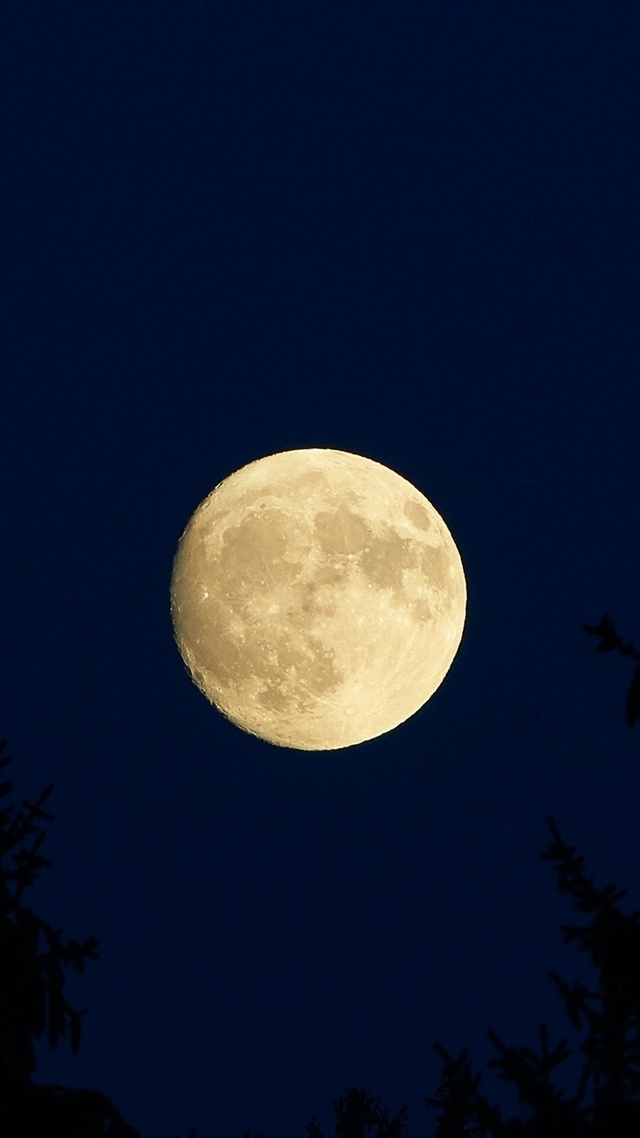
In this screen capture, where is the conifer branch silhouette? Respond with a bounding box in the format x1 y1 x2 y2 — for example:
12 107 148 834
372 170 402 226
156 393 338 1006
582 615 640 727
5 610 640 1137
308 618 640 1137
306 1087 409 1137
422 814 640 1136
0 739 141 1137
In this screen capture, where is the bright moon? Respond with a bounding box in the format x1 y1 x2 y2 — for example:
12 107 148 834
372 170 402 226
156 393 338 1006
170 448 466 750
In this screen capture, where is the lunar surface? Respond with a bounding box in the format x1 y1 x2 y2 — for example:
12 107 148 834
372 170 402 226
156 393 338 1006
170 448 466 750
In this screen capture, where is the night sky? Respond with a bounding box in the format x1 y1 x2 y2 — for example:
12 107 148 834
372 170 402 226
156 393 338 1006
3 4 640 1136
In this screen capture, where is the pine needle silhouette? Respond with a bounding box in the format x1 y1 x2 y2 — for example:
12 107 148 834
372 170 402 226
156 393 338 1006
0 737 141 1137
422 816 640 1137
305 619 640 1138
582 614 640 727
5 614 639 1136
306 1087 409 1137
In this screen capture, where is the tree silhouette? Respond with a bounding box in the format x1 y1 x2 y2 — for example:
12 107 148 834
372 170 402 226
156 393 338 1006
306 1087 409 1137
3 617 638 1136
0 737 144 1137
423 816 640 1136
306 814 640 1138
307 619 640 1137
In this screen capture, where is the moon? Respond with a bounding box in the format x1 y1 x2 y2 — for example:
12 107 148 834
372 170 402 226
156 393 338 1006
170 448 466 750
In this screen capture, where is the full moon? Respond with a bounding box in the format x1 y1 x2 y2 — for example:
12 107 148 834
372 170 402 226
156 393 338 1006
170 448 466 750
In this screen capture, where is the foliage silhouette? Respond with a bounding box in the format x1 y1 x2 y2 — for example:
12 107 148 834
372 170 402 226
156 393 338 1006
3 616 638 1136
0 737 199 1138
423 814 640 1136
306 620 640 1137
582 614 640 727
306 1087 409 1137
309 818 640 1138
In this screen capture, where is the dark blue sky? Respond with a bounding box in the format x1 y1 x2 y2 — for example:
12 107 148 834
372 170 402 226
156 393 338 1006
2 3 640 1136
